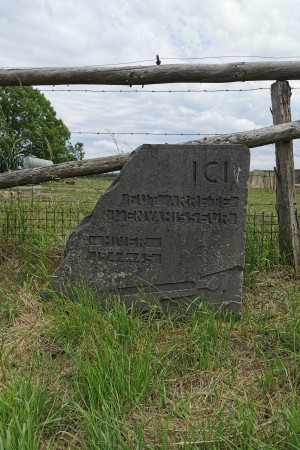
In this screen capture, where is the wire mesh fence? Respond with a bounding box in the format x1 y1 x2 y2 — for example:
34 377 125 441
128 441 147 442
246 211 281 267
0 197 288 269
2 169 300 270
0 207 275 235
0 201 94 239
0 200 280 237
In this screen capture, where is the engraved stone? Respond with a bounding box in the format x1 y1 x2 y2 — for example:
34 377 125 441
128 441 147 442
51 144 250 312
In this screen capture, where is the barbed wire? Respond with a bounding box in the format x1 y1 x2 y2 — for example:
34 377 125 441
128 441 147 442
40 86 300 94
71 131 224 136
162 55 300 60
41 87 271 93
2 54 300 69
81 55 300 66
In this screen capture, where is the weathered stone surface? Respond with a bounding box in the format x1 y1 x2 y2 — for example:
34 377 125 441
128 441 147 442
51 144 250 312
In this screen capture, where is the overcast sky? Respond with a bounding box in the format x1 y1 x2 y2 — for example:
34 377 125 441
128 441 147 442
1 0 300 169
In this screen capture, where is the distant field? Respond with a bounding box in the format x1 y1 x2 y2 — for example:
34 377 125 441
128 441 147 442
11 176 114 209
248 187 300 213
4 177 300 212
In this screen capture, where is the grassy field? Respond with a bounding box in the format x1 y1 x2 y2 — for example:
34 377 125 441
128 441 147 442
0 180 299 449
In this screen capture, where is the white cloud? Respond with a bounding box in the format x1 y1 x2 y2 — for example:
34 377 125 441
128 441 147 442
1 0 300 169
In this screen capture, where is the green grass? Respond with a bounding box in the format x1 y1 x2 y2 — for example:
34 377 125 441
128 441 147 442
248 187 300 213
0 377 62 450
0 181 299 448
0 256 299 448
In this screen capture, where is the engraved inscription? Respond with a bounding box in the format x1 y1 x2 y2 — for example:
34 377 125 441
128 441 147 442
113 273 228 301
107 210 237 224
112 193 240 225
224 161 228 183
121 194 238 207
204 162 218 183
88 235 162 264
193 160 229 184
117 276 221 296
193 161 197 183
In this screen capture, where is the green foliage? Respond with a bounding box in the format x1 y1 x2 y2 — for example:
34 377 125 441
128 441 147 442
0 86 84 171
66 141 85 162
0 377 61 450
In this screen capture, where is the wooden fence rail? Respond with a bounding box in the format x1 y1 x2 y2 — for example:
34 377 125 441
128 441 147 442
1 61 300 86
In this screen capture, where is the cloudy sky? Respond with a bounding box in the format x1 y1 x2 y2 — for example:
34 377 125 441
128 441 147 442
1 0 300 169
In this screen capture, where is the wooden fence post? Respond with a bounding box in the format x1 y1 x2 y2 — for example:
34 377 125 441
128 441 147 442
271 80 300 272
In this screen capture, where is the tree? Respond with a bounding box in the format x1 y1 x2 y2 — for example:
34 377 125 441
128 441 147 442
0 86 84 172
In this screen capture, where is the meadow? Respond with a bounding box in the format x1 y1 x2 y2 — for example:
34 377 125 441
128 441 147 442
0 179 299 449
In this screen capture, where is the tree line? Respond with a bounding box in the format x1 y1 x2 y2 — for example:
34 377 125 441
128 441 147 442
0 86 84 172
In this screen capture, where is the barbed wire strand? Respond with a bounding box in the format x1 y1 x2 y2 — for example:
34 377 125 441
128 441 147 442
40 87 300 93
90 55 300 66
2 54 300 69
69 132 300 150
41 87 269 93
162 55 300 60
71 131 226 136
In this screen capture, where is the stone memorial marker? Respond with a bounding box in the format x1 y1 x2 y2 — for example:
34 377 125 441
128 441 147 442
51 144 250 312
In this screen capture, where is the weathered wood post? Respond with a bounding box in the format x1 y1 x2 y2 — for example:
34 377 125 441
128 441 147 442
271 80 300 271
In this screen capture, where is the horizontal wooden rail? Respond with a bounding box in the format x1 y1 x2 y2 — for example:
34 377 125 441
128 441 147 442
183 120 300 146
1 61 300 86
1 120 300 189
0 153 129 189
